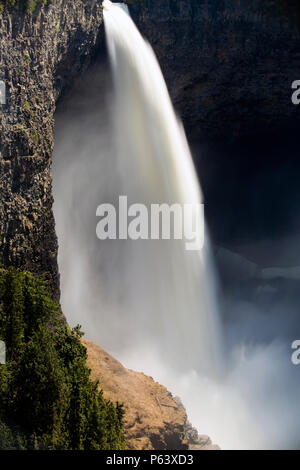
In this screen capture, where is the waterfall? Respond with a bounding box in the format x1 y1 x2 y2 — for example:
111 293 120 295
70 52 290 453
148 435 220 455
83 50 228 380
53 1 300 450
102 0 222 375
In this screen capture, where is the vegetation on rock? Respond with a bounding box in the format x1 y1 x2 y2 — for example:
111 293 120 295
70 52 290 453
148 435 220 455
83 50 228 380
0 0 53 14
0 267 125 450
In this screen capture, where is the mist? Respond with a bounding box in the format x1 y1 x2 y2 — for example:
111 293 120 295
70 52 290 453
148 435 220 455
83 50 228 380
53 48 300 450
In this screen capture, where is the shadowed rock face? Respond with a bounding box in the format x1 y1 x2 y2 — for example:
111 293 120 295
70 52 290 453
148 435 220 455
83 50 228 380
1 0 300 294
274 1 300 26
1 1 297 449
128 0 300 140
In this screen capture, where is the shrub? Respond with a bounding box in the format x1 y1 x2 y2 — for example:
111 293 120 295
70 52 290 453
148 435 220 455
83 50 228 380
0 0 53 14
0 267 125 450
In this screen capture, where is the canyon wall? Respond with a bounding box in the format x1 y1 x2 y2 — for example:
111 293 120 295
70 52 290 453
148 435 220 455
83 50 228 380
1 0 300 290
1 0 299 450
128 0 300 140
0 0 104 299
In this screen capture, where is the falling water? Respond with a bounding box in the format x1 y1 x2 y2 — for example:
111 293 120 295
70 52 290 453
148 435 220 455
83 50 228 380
53 1 300 449
102 0 222 375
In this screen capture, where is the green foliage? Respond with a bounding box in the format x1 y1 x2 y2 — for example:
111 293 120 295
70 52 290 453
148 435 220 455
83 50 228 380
26 0 37 13
0 0 53 14
0 268 125 450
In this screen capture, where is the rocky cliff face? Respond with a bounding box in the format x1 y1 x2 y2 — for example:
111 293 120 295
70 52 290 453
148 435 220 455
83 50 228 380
1 0 300 294
129 0 300 140
0 1 104 300
1 0 297 450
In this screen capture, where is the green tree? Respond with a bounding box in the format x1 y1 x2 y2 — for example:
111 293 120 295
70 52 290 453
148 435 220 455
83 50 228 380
0 267 125 450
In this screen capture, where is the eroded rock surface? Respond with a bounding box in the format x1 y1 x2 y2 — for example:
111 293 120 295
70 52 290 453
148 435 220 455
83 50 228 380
83 338 219 450
1 0 300 295
129 0 300 140
0 1 104 299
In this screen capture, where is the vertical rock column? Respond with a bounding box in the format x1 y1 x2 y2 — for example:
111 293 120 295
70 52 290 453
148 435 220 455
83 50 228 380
0 1 104 300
